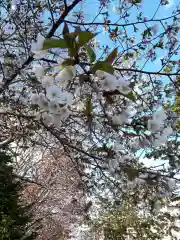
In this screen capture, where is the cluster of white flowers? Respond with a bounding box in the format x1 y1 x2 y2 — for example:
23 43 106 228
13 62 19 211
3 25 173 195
31 33 47 59
148 109 166 133
30 61 76 128
29 35 173 154
95 70 131 94
148 109 173 147
112 106 137 125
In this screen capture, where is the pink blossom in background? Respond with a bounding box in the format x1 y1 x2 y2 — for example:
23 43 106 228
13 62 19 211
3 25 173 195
143 39 150 44
151 24 158 35
143 17 148 22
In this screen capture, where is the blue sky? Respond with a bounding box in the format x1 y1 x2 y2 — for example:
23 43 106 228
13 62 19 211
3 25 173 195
44 0 179 78
74 0 179 74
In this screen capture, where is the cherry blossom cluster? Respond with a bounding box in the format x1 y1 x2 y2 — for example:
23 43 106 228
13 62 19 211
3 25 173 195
30 33 173 150
30 35 77 127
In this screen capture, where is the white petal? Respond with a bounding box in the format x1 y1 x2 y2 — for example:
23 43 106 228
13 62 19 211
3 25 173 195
38 100 49 110
42 75 54 89
31 93 39 104
59 107 71 121
33 50 47 59
49 101 61 114
37 33 45 49
118 85 131 94
96 70 104 78
31 42 38 52
153 109 166 121
112 115 124 125
46 86 62 102
58 91 74 105
114 141 124 151
147 119 162 133
52 114 62 128
55 73 69 88
43 113 53 125
163 126 173 136
33 65 44 78
167 178 176 190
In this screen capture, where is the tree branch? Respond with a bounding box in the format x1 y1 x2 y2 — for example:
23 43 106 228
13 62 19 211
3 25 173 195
60 13 180 28
0 0 82 94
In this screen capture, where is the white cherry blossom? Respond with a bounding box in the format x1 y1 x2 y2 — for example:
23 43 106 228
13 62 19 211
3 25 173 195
112 107 136 125
154 200 161 212
33 64 44 78
31 93 40 104
37 93 49 110
163 126 173 136
46 86 62 103
112 114 125 125
52 114 62 128
42 112 53 125
118 79 131 94
101 72 119 90
95 70 104 78
153 109 166 121
42 75 54 89
148 119 163 133
58 91 74 105
49 101 61 114
31 33 47 59
59 106 71 121
148 109 167 133
55 66 76 88
114 141 124 152
167 178 176 190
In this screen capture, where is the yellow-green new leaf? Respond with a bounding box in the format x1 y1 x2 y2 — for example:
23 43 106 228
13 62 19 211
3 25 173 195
78 31 97 47
92 61 114 74
63 23 69 36
85 45 96 63
61 59 76 67
122 91 136 101
106 47 118 64
43 39 68 50
86 95 93 115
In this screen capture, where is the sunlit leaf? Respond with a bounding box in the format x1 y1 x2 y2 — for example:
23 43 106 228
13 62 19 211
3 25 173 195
106 47 118 64
61 59 76 67
78 31 98 47
92 61 114 74
124 91 136 101
93 147 106 153
43 39 68 50
86 95 92 115
85 45 96 63
63 23 69 36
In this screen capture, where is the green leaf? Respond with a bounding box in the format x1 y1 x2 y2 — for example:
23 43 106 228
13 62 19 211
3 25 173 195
75 26 81 33
134 0 142 3
122 167 139 181
124 91 136 101
64 27 81 40
85 45 96 63
93 147 106 153
63 23 69 36
68 40 79 57
106 47 118 64
43 39 68 50
78 31 97 47
155 40 164 49
61 59 76 67
142 28 152 38
86 95 92 115
119 91 136 101
92 61 114 74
